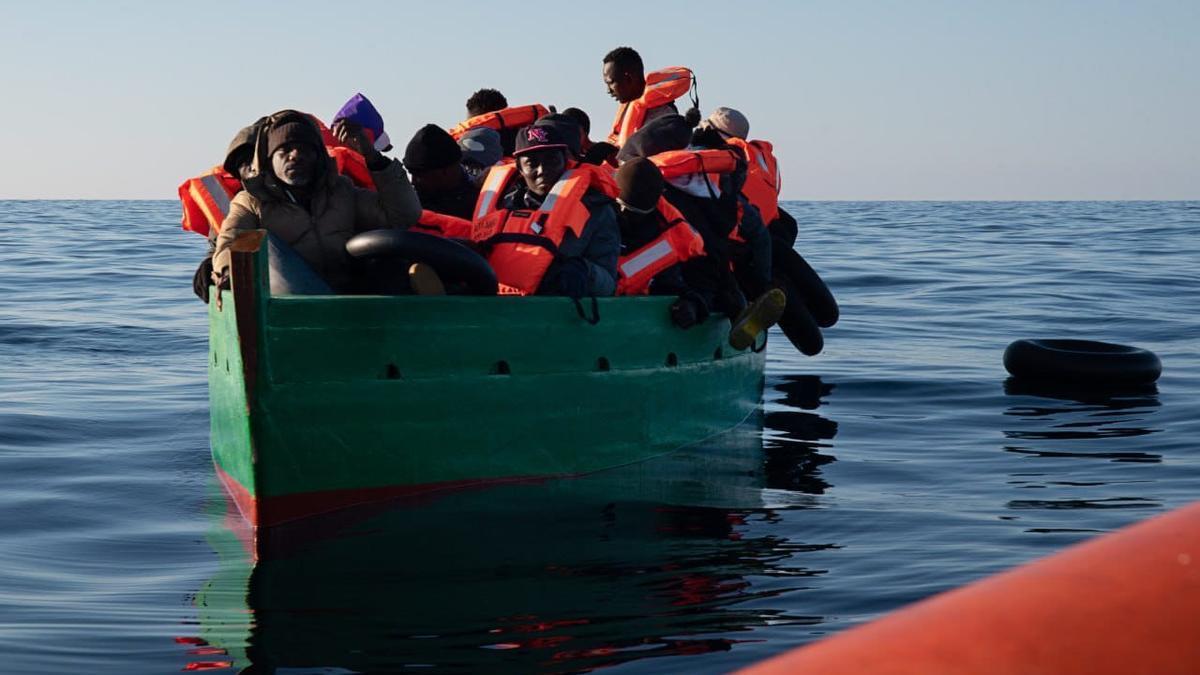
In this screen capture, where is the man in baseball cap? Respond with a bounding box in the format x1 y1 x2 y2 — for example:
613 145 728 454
700 106 750 140
490 121 620 296
457 127 503 188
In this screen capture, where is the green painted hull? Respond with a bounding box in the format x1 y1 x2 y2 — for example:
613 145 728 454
209 233 766 529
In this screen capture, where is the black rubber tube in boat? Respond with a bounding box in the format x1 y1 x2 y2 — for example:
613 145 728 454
346 229 498 295
1003 339 1161 385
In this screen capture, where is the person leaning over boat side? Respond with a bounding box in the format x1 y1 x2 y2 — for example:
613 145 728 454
404 124 480 220
612 158 712 328
472 120 620 297
184 119 264 303
458 127 503 189
699 106 797 252
660 124 774 313
213 110 421 293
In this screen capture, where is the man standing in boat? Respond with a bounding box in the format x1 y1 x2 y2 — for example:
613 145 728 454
212 110 422 293
598 47 699 161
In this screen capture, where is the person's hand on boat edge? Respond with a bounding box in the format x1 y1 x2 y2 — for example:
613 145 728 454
193 255 214 303
670 290 709 329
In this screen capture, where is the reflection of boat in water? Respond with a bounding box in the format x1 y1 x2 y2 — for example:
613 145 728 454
209 231 767 538
188 421 842 674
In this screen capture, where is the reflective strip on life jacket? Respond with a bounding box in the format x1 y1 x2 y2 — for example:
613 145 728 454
539 168 577 213
728 138 781 225
412 210 475 239
478 168 597 295
178 167 241 238
607 66 693 148
450 104 551 140
616 199 706 295
473 162 517 221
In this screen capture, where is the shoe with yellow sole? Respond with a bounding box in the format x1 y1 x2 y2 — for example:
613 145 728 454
728 287 786 350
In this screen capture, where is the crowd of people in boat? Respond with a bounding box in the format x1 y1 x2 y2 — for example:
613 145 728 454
179 47 836 354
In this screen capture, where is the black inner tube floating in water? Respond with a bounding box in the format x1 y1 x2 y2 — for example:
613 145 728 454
346 229 498 295
1003 339 1161 385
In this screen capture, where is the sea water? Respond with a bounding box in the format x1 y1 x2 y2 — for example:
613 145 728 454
1 200 1197 674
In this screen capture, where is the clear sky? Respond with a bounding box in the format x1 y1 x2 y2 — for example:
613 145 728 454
1 1 1196 200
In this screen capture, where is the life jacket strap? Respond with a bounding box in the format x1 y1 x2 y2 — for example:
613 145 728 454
485 232 560 255
573 296 600 325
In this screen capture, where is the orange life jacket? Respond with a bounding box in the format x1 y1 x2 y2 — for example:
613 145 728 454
651 148 751 244
449 104 551 141
411 210 475 240
472 160 618 222
327 146 376 190
727 137 781 225
650 148 740 200
606 66 693 148
470 162 613 295
616 199 706 295
177 167 241 238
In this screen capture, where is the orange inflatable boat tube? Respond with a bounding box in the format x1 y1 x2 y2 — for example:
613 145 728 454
740 501 1200 675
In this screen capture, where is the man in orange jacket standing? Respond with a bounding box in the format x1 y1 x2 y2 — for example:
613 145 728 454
595 46 698 163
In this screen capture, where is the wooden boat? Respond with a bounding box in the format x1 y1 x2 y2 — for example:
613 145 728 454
209 230 766 533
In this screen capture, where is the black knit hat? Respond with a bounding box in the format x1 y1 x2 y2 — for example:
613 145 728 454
512 123 569 157
403 124 462 172
614 158 664 212
266 119 323 157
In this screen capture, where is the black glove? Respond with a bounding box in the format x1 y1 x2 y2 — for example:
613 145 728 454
556 257 590 298
192 255 214 303
669 291 710 329
582 141 618 165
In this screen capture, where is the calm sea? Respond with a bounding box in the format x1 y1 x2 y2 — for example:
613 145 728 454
1 200 1197 674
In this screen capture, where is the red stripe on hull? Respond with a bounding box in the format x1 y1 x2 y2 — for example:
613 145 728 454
214 463 258 524
213 461 558 528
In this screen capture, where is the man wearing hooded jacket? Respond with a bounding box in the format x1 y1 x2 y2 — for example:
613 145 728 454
213 110 422 293
189 119 263 302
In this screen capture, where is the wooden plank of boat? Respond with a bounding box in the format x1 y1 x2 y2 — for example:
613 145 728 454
209 230 766 533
